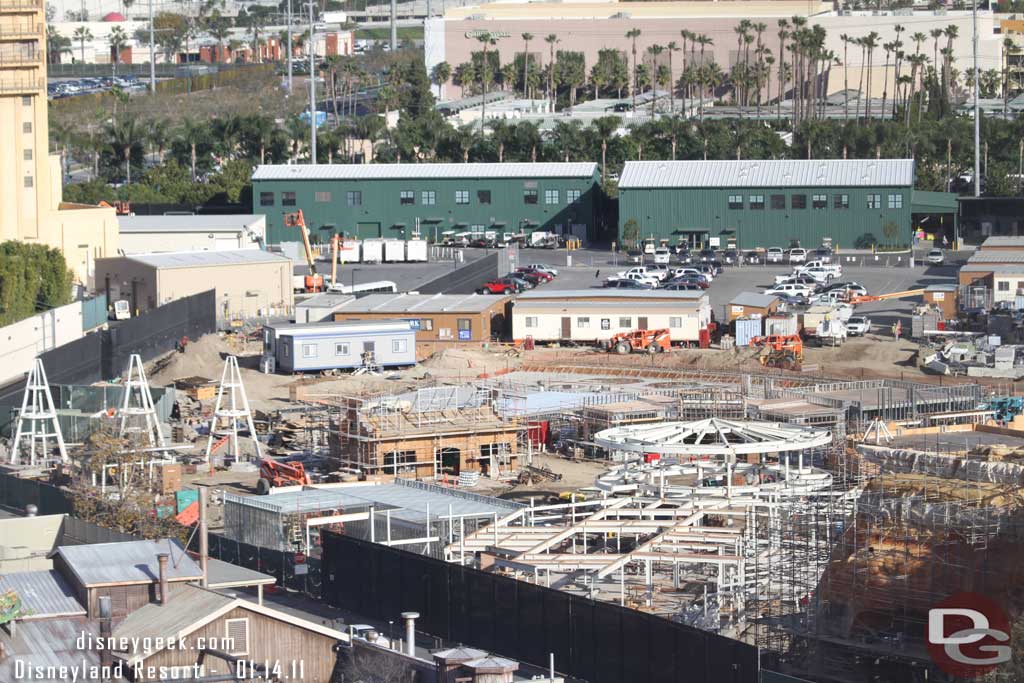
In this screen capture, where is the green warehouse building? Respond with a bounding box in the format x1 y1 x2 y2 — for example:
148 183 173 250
617 159 957 250
252 162 602 244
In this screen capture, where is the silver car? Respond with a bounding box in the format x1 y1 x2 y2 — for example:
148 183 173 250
927 249 944 265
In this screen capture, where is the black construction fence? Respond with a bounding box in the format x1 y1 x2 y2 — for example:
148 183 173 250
321 532 760 683
0 290 216 436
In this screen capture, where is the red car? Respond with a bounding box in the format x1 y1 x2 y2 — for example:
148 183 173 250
477 278 523 295
516 267 553 282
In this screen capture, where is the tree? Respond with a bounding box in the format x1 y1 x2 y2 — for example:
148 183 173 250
176 118 207 181
626 28 641 110
521 32 534 98
47 27 72 64
0 242 74 325
646 44 664 113
556 50 585 108
430 60 451 99
108 26 129 72
207 11 231 63
104 116 142 184
72 25 93 64
622 217 640 246
545 34 559 110
476 33 498 132
776 19 789 119
453 61 477 97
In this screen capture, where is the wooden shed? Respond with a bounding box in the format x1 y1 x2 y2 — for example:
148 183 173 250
727 292 780 322
332 292 511 344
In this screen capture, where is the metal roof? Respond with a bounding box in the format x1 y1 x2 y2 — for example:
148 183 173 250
334 292 509 315
594 418 832 455
0 570 85 619
127 249 290 269
730 292 779 308
296 293 357 309
981 236 1024 247
111 583 234 649
226 479 522 524
513 301 704 312
252 162 599 182
967 251 1024 264
55 539 203 586
118 215 264 232
0 616 101 679
517 289 705 301
204 557 276 588
618 159 915 189
268 319 415 338
960 263 1024 274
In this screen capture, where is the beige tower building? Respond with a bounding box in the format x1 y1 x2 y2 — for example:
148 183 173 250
0 0 117 287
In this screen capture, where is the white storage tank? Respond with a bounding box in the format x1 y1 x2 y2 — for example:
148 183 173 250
384 239 406 262
362 238 385 263
338 239 361 263
406 239 428 262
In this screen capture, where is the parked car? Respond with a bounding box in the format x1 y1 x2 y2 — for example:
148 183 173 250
745 251 764 265
821 281 868 297
720 250 739 265
695 264 717 281
774 292 808 305
813 247 834 263
609 272 661 287
774 273 822 288
927 248 945 265
698 249 716 262
523 264 558 276
788 248 808 264
470 237 497 248
846 316 871 336
674 243 690 254
478 278 524 294
766 247 786 264
653 248 672 264
625 249 644 264
605 278 655 289
798 260 842 277
506 272 540 287
617 266 668 281
706 260 724 276
663 282 705 291
797 266 834 284
669 275 709 288
674 250 694 265
766 282 816 298
516 267 554 282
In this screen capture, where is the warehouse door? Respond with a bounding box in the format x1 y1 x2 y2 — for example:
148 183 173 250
637 317 648 330
561 317 571 338
356 222 382 238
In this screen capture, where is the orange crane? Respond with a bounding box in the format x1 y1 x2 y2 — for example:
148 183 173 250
284 210 324 293
750 335 804 370
257 458 312 494
330 233 340 289
847 288 925 305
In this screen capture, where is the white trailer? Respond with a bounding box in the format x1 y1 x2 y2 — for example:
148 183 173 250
362 238 384 263
406 239 428 262
384 239 406 262
338 239 361 263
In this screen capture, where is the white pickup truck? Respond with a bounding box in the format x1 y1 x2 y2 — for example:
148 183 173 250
797 260 842 278
608 271 661 287
616 266 668 281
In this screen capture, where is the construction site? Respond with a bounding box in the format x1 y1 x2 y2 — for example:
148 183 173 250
2 327 1024 683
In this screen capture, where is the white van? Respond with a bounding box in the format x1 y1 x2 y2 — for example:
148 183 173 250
653 248 671 264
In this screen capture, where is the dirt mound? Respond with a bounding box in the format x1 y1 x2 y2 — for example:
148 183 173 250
148 334 239 385
420 347 521 377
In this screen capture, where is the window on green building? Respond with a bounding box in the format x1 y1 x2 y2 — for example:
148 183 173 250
791 194 807 209
421 191 436 205
282 191 296 206
478 190 491 204
834 194 849 209
567 189 581 203
524 189 538 204
887 193 903 209
400 190 415 205
749 195 765 210
346 191 362 206
867 194 881 209
314 191 331 202
770 194 785 210
259 192 274 206
728 195 743 209
812 194 827 209
455 190 469 205
545 189 560 204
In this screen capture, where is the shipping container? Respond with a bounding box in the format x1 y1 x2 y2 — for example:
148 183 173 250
764 314 799 337
384 239 405 262
734 317 763 347
362 238 384 263
406 239 428 262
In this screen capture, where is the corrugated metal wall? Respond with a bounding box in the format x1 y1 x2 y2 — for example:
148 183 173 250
619 186 914 249
734 317 763 347
765 314 799 337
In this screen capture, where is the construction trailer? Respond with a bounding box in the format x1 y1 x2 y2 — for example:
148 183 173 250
511 290 712 346
262 320 416 373
331 292 512 344
333 386 526 479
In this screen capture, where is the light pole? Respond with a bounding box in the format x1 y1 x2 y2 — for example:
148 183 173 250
973 0 980 199
286 0 293 94
308 0 316 164
148 0 155 94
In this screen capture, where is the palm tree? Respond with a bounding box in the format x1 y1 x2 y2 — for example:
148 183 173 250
840 34 852 120
881 41 894 122
591 116 618 185
430 61 451 99
545 34 559 110
646 44 663 113
177 118 206 181
862 31 879 121
930 27 944 87
666 41 679 114
105 116 139 184
248 18 265 63
776 19 789 119
47 27 72 64
454 61 476 97
679 30 693 115
208 13 231 63
477 33 498 132
696 34 713 117
943 24 959 103
1004 37 1015 117
626 28 641 109
521 33 534 98
72 26 92 64
147 118 170 164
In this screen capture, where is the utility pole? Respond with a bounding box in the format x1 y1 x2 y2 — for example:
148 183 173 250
148 0 155 93
286 0 293 94
309 0 317 164
390 0 397 51
973 0 980 198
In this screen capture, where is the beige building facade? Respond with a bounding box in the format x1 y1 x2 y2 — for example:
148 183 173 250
426 1 1002 102
0 0 118 286
94 250 294 321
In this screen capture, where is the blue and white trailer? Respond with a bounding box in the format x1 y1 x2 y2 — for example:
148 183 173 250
262 320 416 373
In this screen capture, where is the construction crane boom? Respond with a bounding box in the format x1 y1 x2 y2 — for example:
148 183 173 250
848 288 925 305
283 210 324 293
